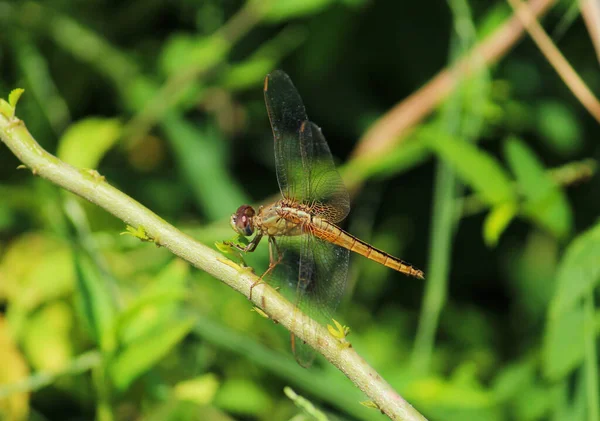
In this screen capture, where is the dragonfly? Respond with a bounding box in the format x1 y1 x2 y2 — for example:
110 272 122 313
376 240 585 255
229 70 423 366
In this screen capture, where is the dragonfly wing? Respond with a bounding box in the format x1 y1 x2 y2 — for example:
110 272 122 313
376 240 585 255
270 233 350 367
264 70 310 201
264 71 350 222
300 121 350 223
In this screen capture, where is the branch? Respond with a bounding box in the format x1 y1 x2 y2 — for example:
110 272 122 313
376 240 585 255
0 102 427 421
580 0 600 65
0 351 101 398
351 0 555 162
507 0 600 124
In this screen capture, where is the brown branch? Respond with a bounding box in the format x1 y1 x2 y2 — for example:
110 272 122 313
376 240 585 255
351 0 556 161
580 0 600 65
507 0 600 124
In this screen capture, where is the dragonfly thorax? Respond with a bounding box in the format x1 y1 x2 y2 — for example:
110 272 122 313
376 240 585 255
230 204 256 237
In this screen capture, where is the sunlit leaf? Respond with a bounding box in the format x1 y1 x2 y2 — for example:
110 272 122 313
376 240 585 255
263 0 334 22
550 222 600 318
57 118 123 169
0 233 74 311
22 302 73 371
174 374 220 405
221 58 275 91
483 202 518 247
543 305 584 380
504 137 572 239
407 374 493 408
0 317 30 420
160 34 228 76
426 130 516 205
109 317 195 391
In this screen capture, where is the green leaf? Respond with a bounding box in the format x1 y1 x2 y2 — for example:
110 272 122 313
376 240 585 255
0 319 29 420
109 317 195 391
22 302 74 371
483 202 518 247
57 118 123 169
536 101 583 156
220 57 276 91
504 137 572 239
220 26 307 91
425 130 516 205
263 0 335 22
550 223 600 318
160 34 228 76
543 305 585 380
173 374 220 405
116 287 188 345
215 378 272 415
73 248 117 351
116 260 189 345
491 358 536 402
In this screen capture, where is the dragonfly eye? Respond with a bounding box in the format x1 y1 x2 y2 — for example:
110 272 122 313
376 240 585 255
231 205 255 236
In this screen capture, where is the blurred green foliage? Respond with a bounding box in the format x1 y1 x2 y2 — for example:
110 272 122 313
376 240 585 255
0 0 599 420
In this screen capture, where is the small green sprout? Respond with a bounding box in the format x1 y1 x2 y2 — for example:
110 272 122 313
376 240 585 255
120 225 156 244
251 307 269 319
81 168 106 182
360 400 381 410
327 319 351 348
0 88 25 119
8 89 24 109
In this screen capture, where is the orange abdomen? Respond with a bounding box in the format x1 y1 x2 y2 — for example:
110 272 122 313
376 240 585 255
310 218 424 279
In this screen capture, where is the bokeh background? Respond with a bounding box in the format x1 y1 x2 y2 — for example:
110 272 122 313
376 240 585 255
1 0 599 420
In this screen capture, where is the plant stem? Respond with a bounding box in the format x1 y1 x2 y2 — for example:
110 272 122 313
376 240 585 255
411 160 456 372
0 351 101 398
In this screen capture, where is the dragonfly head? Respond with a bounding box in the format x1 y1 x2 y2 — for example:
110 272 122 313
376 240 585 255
230 205 255 237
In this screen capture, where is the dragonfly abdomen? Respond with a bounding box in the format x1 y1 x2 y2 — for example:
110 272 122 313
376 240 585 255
311 218 424 279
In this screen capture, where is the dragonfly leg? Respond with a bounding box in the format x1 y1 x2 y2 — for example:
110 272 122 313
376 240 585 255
228 233 262 253
249 236 283 300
